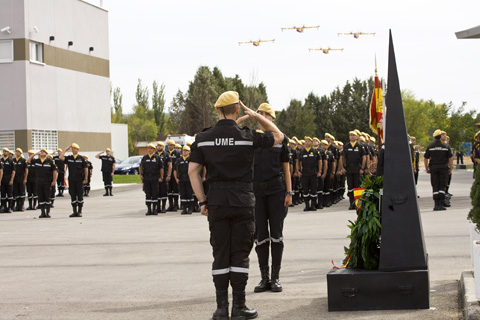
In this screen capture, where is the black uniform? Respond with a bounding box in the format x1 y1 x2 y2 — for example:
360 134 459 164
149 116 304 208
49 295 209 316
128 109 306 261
13 156 28 211
424 139 453 210
0 156 15 212
26 159 37 210
290 146 301 205
99 155 115 196
167 149 180 211
156 149 170 213
474 140 480 176
315 147 326 209
32 157 57 217
141 153 163 215
344 142 366 207
323 149 335 207
253 135 289 292
175 155 193 214
64 155 87 216
413 147 420 185
299 147 320 210
53 155 65 196
190 119 274 297
327 144 340 202
84 160 93 196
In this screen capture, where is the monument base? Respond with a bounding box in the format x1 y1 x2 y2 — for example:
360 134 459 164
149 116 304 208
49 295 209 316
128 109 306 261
327 267 429 311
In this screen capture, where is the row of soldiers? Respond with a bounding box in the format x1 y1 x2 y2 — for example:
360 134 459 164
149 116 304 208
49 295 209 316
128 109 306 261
0 146 94 218
286 130 378 211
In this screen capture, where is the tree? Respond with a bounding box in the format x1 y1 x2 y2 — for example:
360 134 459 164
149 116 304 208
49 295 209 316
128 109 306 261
112 87 123 123
167 90 187 134
152 81 167 134
135 78 149 109
276 99 316 138
127 104 157 155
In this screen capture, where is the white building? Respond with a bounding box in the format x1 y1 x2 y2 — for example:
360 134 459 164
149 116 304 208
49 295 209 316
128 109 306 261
0 0 128 187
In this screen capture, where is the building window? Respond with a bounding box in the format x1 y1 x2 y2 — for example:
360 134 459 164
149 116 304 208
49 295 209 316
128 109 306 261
0 40 13 63
29 41 43 63
0 130 15 151
31 130 58 152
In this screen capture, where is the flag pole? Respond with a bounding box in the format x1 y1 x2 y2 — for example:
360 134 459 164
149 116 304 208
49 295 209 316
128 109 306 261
375 55 382 151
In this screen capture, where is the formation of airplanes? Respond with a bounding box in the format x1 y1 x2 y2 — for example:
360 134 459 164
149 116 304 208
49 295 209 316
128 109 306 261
239 25 375 55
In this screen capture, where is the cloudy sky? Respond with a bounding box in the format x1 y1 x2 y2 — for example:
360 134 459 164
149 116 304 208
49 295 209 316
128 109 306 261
95 0 480 114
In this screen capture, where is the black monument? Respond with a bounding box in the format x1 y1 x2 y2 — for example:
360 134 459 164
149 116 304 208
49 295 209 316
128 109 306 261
327 31 429 311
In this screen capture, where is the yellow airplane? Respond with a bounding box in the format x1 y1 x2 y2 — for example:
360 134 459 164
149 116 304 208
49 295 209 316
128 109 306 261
338 32 376 39
238 39 275 46
308 47 344 54
281 25 320 33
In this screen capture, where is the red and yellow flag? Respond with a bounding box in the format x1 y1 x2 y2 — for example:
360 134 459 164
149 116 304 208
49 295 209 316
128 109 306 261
369 74 383 139
353 188 367 210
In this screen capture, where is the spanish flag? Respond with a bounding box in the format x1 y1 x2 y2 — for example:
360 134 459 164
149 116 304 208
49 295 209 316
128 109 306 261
353 188 367 209
369 71 383 139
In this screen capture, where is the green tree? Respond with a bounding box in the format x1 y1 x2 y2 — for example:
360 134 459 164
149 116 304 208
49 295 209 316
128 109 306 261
152 81 166 134
127 104 157 155
167 90 187 134
112 87 123 123
276 99 316 138
135 78 149 108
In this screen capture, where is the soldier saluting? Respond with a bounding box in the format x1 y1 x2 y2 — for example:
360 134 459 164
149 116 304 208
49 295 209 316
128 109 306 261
189 91 284 320
59 143 88 217
95 148 116 196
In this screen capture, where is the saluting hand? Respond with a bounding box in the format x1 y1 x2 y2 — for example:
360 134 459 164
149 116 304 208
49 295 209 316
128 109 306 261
239 100 257 120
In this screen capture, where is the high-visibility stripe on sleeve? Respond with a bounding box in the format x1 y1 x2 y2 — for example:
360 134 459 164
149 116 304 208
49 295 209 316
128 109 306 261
234 141 253 146
198 141 215 147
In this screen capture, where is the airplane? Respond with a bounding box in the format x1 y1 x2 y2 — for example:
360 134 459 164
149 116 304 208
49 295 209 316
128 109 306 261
238 39 275 46
281 25 320 33
308 47 344 54
337 32 376 39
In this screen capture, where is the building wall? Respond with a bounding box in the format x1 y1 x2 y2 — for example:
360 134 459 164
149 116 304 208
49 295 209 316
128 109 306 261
111 123 128 161
0 0 111 152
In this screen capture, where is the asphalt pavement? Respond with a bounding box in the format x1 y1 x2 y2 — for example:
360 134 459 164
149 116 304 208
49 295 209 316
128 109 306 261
0 169 474 320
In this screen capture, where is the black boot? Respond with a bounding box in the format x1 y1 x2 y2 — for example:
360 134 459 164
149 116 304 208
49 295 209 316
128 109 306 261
231 291 258 320
146 203 153 216
109 187 113 196
19 198 25 211
173 195 179 211
181 201 188 214
212 290 229 320
271 266 283 292
160 199 167 213
45 204 51 218
303 199 310 212
77 204 83 217
6 199 13 213
186 202 193 214
33 197 38 210
103 187 109 196
443 199 451 207
0 199 5 213
433 199 439 211
13 199 19 212
438 199 446 211
69 205 78 217
193 201 200 212
310 198 317 211
50 199 54 208
39 206 46 218
254 266 271 292
151 203 158 215
316 195 323 209
26 198 34 210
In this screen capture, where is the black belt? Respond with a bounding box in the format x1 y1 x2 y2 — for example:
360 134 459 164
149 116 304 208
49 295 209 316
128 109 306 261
253 177 283 190
209 181 253 190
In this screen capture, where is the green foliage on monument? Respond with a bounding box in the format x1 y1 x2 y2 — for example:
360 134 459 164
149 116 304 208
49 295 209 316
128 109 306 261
344 175 383 270
468 167 480 230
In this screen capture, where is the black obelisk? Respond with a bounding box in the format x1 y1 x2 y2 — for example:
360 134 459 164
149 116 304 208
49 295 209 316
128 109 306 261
379 30 428 271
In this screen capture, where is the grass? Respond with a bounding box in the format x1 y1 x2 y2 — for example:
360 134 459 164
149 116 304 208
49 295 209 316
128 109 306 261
113 175 142 184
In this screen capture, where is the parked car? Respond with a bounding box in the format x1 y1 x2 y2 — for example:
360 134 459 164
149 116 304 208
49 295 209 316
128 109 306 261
114 156 142 175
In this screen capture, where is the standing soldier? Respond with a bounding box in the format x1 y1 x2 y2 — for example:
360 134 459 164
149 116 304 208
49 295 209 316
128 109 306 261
290 137 301 206
27 149 57 218
156 141 171 213
336 141 346 201
174 145 193 215
139 143 163 216
325 133 339 203
166 140 180 211
26 150 37 210
411 136 420 185
298 136 322 211
96 148 115 196
312 138 327 209
442 133 453 207
53 149 66 197
245 102 292 294
1 148 15 213
13 148 28 211
343 131 366 210
59 144 88 217
320 140 335 207
84 155 93 196
188 92 284 320
424 129 453 211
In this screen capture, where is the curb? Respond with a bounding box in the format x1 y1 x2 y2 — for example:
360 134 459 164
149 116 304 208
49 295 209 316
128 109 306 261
460 271 480 319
